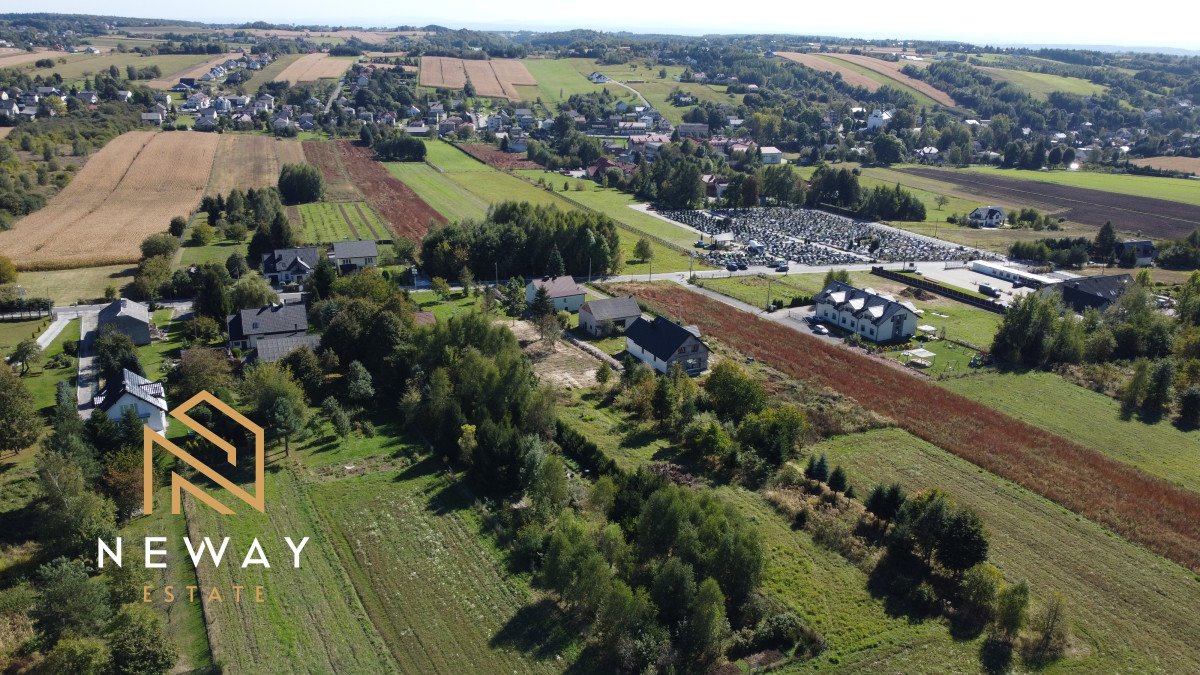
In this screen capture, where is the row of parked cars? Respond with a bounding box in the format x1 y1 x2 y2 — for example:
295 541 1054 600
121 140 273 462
723 261 791 273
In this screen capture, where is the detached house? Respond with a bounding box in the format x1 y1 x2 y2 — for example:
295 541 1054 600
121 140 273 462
1050 274 1132 314
98 298 152 345
1116 239 1156 266
261 247 320 286
227 303 309 351
330 240 379 274
624 316 709 375
579 296 641 336
526 276 586 313
814 281 919 342
95 369 168 432
968 205 1006 228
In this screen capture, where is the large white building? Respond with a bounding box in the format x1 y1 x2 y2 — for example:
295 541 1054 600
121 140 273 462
814 281 920 342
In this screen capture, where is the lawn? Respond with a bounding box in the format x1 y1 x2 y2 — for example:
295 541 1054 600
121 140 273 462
411 290 482 320
941 370 1200 493
883 338 983 377
178 212 249 269
692 275 818 309
17 265 138 306
977 66 1107 99
558 390 675 471
819 428 1200 673
138 308 187 382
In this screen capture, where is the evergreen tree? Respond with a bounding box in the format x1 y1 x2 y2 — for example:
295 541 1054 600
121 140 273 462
827 465 848 492
547 245 566 277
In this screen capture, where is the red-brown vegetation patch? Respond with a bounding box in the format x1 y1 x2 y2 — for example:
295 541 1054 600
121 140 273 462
606 282 1200 572
302 140 363 201
456 143 540 170
334 141 445 241
900 167 1200 238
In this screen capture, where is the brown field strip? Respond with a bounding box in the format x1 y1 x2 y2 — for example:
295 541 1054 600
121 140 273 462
775 52 880 91
241 28 423 44
1131 156 1200 174
419 57 534 101
335 141 445 241
206 135 305 195
824 52 956 106
0 49 57 69
607 282 1200 573
301 140 365 201
273 53 353 84
901 166 1200 238
0 131 219 269
146 53 234 89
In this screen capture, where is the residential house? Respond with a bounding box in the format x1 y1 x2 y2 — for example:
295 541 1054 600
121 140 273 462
1116 240 1156 266
586 157 634 180
867 109 893 130
405 122 430 136
75 90 98 104
330 240 379 274
251 334 323 363
968 205 1006 228
0 101 19 117
98 298 152 346
813 281 919 342
624 316 709 375
94 369 168 432
115 90 132 102
760 146 784 164
587 71 609 83
141 112 164 125
677 122 709 138
226 303 309 350
261 247 320 285
526 276 586 313
1050 274 1132 314
579 296 642 336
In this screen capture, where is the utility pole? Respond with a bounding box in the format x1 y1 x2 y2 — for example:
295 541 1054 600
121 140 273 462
766 275 772 311
494 261 499 288
588 258 593 283
648 259 653 282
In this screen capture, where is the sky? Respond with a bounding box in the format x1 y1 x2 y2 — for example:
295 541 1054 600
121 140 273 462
33 0 1200 51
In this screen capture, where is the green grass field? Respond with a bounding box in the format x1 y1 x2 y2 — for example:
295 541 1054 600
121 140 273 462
22 51 215 86
530 179 702 249
977 66 1107 99
423 140 492 172
957 166 1200 207
819 428 1200 672
692 275 818 309
242 52 304 87
941 370 1200 493
385 163 491 223
16 265 138 305
411 290 482 320
520 58 617 105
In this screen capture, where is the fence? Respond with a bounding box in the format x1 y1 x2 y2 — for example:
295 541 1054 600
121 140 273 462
869 267 1007 315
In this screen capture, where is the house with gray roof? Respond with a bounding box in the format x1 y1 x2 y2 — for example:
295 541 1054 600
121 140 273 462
95 368 168 432
261 247 320 286
98 298 152 345
526 276 586 313
814 281 919 342
251 334 323 363
624 316 708 375
579 296 642 336
227 303 309 351
330 240 379 274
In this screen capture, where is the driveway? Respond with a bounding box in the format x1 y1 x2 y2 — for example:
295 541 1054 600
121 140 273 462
76 311 98 416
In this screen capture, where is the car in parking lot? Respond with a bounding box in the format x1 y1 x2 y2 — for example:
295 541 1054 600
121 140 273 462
725 263 739 272
812 324 829 335
776 264 790 272
736 262 748 271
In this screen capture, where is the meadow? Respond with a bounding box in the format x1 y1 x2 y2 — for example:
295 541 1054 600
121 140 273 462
818 55 944 108
19 51 215 88
977 66 1106 98
15 264 137 305
520 58 612 104
958 166 1200 207
821 428 1200 672
206 135 307 196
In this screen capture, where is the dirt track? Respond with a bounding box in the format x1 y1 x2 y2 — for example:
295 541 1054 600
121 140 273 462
900 167 1200 238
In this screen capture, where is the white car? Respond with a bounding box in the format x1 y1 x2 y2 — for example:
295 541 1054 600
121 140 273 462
812 324 830 335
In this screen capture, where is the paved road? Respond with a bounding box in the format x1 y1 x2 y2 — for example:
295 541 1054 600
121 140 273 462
76 311 98 416
35 316 70 350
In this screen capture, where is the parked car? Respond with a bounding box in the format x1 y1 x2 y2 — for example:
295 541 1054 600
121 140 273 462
776 264 790 272
736 262 748 271
725 263 739 272
812 324 829 335
694 240 706 248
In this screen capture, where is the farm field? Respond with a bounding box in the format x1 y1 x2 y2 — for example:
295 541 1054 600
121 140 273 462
423 139 492 172
28 51 215 85
942 371 1200 493
520 58 614 104
16 264 137 305
238 28 424 44
186 469 398 673
145 52 236 89
977 66 1107 98
0 131 219 269
1131 156 1200 174
206 134 306 195
821 52 956 107
0 49 61 69
297 201 385 243
949 165 1200 207
334 141 446 240
900 166 1200 239
302 140 364 201
554 185 702 248
606 282 1200 572
776 52 881 90
420 57 535 100
820 428 1200 672
244 52 304 87
384 163 490 223
454 143 540 170
312 463 564 673
566 60 735 125
272 53 355 84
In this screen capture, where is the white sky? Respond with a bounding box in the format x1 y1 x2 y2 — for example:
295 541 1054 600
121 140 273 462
35 0 1200 51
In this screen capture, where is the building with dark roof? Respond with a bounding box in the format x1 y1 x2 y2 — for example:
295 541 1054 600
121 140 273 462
251 334 322 363
1051 274 1132 314
261 247 320 286
1116 240 1156 267
227 303 309 350
579 296 641 336
526 276 586 313
814 281 919 342
98 298 151 345
330 240 379 274
94 368 168 432
624 316 708 375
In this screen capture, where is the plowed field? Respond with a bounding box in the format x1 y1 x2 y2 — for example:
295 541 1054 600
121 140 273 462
334 141 445 241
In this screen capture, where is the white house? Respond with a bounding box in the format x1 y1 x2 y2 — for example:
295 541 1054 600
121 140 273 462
867 109 893 130
95 369 168 433
759 146 784 165
579 296 642 336
967 205 1006 228
624 316 709 375
813 281 919 342
526 276 586 313
330 240 379 273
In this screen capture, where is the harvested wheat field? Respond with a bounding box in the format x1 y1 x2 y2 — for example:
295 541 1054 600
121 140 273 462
824 52 956 106
775 52 880 91
0 131 219 270
241 28 425 44
206 135 306 195
1131 156 1200 175
0 49 58 69
420 57 534 101
273 53 354 84
146 53 234 89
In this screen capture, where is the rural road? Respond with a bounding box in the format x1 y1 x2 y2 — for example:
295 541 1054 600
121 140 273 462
76 311 98 416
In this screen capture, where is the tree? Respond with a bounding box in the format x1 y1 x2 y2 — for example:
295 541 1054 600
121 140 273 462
190 222 216 246
535 312 560 346
596 361 612 387
687 577 727 666
9 337 42 376
872 133 906 165
530 453 569 519
458 267 475 297
309 258 338 300
865 482 906 522
736 405 807 464
823 269 850 286
935 508 989 575
547 245 566 277
32 557 112 642
1027 593 1070 662
322 396 352 438
36 452 118 558
281 347 323 400
168 348 233 404
240 362 309 453
827 465 848 492
430 276 452 300
1178 387 1200 429
277 163 324 204
94 328 144 385
230 272 279 310
934 195 950 211
530 286 554 318
704 361 765 421
192 264 233 321
994 579 1030 641
346 360 375 404
140 233 180 260
805 453 829 482
0 255 18 284
106 604 177 675
1093 221 1118 261
42 638 112 674
633 237 654 263
226 252 249 279
1142 359 1175 413
167 216 187 237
